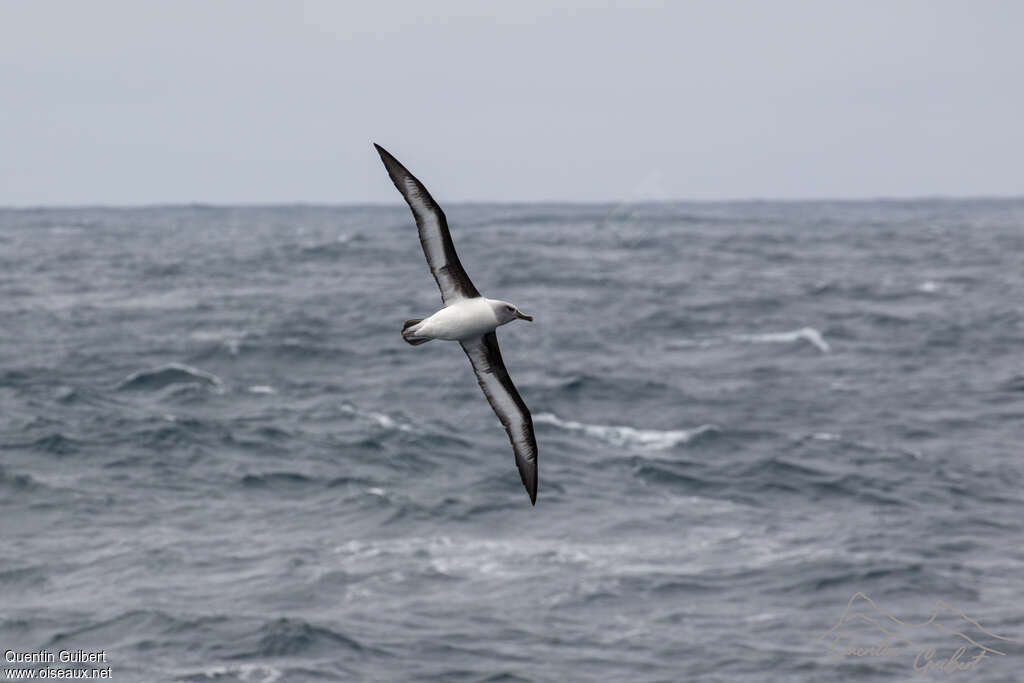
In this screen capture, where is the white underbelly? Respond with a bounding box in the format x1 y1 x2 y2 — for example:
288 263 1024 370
418 298 497 340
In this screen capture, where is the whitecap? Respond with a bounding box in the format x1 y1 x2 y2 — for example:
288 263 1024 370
330 528 821 588
247 385 277 394
188 329 246 355
188 328 242 342
812 432 841 441
185 664 281 683
534 412 718 450
339 402 415 433
732 327 831 354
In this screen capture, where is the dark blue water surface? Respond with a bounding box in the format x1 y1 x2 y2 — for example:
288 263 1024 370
2 201 1023 681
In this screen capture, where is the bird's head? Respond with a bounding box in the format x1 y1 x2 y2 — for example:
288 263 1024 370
489 299 533 325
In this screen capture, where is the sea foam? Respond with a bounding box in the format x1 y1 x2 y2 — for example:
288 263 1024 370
534 413 719 450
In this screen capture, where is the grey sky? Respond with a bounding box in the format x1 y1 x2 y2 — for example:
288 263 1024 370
2 1 1022 205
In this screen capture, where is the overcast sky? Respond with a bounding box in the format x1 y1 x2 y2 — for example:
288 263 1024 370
2 1 1022 205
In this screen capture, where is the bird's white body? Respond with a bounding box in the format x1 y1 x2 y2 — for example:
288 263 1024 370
410 297 502 341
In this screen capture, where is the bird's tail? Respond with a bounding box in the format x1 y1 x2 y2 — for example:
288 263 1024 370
401 319 431 346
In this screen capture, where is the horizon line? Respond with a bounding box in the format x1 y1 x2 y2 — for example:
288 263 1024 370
3 193 1024 211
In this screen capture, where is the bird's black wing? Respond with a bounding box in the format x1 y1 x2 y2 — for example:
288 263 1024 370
374 143 480 304
460 331 538 504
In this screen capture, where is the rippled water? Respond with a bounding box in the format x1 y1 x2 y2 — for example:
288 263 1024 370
2 201 1023 681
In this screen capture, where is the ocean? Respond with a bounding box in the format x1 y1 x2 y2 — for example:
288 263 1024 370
1 200 1023 682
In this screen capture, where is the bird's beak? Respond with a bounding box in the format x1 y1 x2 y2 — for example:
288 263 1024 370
516 310 534 322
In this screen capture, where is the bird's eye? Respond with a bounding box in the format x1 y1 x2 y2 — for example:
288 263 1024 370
506 305 514 311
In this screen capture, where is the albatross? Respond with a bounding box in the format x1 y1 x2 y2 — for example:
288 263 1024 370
374 143 539 505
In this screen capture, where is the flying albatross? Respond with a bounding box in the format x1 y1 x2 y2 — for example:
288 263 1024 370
374 143 539 505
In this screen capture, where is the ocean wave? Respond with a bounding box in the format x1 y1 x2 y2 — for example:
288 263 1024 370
663 338 716 349
292 233 363 259
188 329 246 356
44 610 375 664
118 416 227 452
115 363 224 392
47 609 214 647
178 664 283 683
534 413 719 450
999 375 1024 392
808 277 956 300
239 471 317 490
336 536 600 581
631 462 712 491
0 565 47 590
257 339 352 361
0 465 43 493
334 531 813 589
810 432 841 441
734 457 909 506
797 432 923 462
339 402 415 433
666 327 831 354
731 327 831 354
53 385 112 406
29 433 84 456
229 617 369 659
